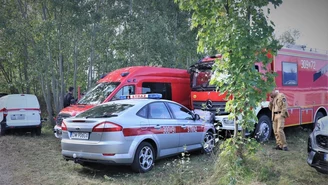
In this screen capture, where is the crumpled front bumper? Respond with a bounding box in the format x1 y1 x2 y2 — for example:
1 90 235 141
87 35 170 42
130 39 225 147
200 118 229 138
193 109 241 131
215 115 242 131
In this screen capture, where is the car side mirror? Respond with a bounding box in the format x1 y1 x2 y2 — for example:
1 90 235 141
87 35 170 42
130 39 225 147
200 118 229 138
193 114 200 120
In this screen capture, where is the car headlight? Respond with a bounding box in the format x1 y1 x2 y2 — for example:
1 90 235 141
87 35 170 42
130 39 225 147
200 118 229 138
314 122 321 132
222 118 234 125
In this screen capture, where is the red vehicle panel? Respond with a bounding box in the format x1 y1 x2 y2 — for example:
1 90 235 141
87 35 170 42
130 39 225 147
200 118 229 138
56 66 191 126
188 46 328 141
275 48 328 126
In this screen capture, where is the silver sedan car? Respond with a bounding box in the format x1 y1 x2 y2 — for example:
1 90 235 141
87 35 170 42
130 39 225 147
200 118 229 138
61 94 216 173
308 116 328 174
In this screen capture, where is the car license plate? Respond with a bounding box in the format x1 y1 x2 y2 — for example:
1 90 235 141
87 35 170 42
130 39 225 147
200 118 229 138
11 114 25 120
70 132 89 140
324 153 328 162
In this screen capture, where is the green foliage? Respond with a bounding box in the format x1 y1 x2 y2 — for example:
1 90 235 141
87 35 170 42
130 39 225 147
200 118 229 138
214 137 260 185
176 0 283 183
167 151 192 185
0 0 201 115
175 0 282 134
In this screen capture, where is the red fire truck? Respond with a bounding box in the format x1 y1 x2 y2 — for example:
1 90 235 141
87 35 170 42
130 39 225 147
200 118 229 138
54 66 191 138
188 45 328 142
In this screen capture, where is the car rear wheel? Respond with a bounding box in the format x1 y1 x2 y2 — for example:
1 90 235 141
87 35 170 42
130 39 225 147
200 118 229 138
131 142 154 173
202 131 215 154
254 114 272 143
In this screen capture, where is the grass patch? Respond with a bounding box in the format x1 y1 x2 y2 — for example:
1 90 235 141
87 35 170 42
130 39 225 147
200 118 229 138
208 126 327 185
0 123 327 185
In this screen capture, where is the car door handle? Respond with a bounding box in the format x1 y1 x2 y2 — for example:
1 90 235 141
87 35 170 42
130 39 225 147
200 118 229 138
154 125 161 129
181 125 187 129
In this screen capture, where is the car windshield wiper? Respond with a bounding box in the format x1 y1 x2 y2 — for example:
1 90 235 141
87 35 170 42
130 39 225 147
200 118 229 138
85 115 118 118
77 103 87 105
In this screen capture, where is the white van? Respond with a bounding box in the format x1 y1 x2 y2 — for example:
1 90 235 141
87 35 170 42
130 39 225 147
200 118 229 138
0 94 42 136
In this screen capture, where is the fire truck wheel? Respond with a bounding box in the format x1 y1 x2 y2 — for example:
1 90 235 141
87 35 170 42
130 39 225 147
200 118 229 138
313 112 324 130
254 114 272 142
131 141 155 173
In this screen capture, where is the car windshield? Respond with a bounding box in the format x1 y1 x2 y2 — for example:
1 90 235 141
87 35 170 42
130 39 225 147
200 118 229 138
76 103 134 118
78 82 120 105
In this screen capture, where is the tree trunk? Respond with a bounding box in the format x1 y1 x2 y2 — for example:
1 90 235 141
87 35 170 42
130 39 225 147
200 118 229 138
23 42 30 94
88 23 96 89
73 35 78 97
40 74 55 126
18 60 23 93
234 116 238 139
46 41 59 114
17 0 30 94
59 41 65 111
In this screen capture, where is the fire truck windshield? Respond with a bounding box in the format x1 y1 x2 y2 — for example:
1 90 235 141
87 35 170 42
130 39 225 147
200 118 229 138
189 62 217 91
78 82 120 105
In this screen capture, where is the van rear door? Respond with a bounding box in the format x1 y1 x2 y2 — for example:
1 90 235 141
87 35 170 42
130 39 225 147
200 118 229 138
5 94 41 127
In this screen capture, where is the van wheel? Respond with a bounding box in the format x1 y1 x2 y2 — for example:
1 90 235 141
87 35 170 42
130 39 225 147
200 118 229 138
0 123 5 136
131 142 154 173
254 114 272 143
36 127 41 136
31 129 36 137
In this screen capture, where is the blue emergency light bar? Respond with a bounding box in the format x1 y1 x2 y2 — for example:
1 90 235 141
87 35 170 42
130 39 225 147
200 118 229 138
120 93 162 100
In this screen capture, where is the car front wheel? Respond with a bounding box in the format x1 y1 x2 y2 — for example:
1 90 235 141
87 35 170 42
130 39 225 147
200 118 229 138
131 142 155 173
202 131 215 154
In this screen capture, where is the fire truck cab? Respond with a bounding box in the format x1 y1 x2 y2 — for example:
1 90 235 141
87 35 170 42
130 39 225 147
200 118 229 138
54 66 191 138
188 45 328 142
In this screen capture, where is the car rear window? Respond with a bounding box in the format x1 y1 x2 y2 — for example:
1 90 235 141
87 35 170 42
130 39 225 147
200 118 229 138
76 103 134 118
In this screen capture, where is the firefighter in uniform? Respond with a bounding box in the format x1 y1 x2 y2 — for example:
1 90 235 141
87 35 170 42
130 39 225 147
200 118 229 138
269 91 289 151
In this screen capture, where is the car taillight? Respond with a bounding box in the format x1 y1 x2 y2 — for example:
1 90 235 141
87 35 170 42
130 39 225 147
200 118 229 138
0 108 7 118
92 121 123 132
61 121 67 131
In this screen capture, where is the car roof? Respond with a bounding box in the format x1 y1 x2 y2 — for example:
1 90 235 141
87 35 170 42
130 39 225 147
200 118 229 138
0 94 40 109
103 98 173 105
73 98 180 119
